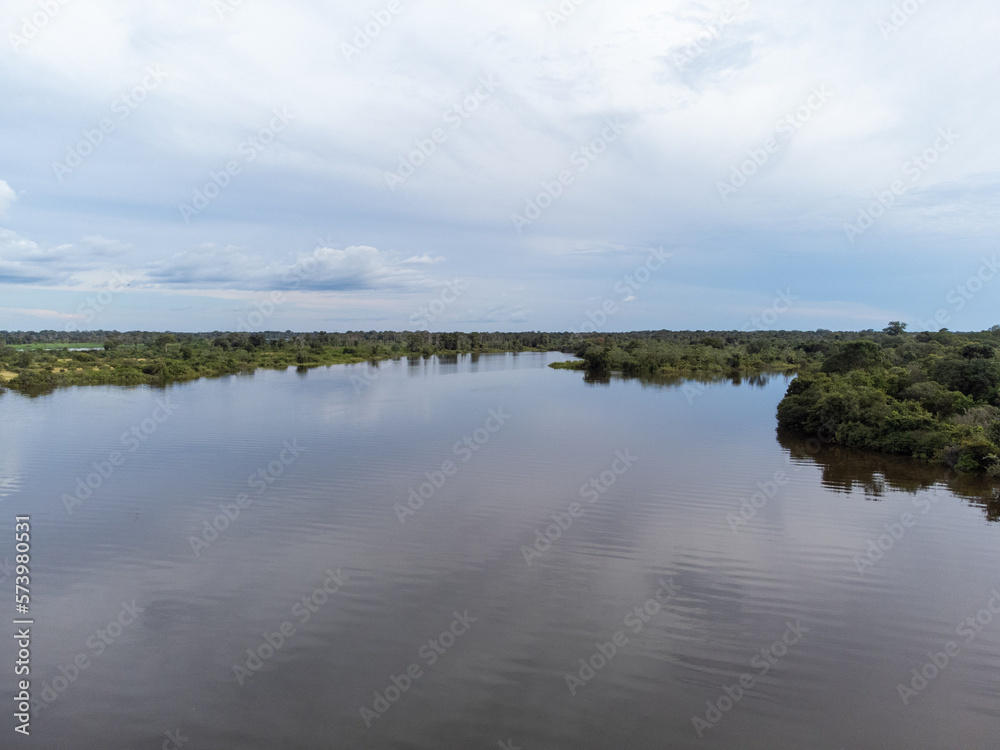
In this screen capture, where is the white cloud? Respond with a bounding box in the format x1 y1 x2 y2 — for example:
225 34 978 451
0 228 136 286
0 306 84 321
0 181 15 216
81 236 132 256
2 0 999 330
0 222 443 294
141 244 441 292
0 228 65 284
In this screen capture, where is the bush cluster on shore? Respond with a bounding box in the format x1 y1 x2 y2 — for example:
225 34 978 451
560 331 814 375
775 336 1000 474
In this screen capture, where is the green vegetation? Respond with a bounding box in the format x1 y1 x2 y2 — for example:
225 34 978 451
0 330 561 395
4 325 999 476
547 360 586 370
776 330 1000 476
550 330 814 376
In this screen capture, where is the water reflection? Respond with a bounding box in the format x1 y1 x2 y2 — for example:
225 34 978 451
580 368 786 390
5 352 1000 749
777 429 1000 520
580 365 1000 521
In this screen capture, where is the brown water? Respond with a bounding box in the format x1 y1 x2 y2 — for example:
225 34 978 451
1 352 998 748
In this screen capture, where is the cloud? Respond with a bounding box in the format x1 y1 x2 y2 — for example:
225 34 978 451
0 181 15 216
1 221 443 297
471 296 530 324
0 228 67 284
81 236 132 256
2 0 999 330
141 244 442 292
0 307 84 321
0 228 134 286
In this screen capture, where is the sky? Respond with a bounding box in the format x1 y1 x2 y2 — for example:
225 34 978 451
1 0 998 334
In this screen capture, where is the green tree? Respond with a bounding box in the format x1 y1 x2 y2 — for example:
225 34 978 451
961 343 996 360
822 340 886 374
407 332 426 352
154 333 177 352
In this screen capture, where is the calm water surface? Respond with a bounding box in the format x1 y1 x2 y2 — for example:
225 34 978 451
1 352 999 749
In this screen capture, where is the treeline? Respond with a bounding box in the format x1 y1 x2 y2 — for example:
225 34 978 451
4 327 956 354
0 329 569 394
563 327 1000 377
0 329 560 352
565 331 821 375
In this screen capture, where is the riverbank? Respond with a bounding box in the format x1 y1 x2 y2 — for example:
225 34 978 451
550 330 1000 476
5 328 1000 476
0 342 561 395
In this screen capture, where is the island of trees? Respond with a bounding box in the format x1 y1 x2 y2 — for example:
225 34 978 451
2 324 998 475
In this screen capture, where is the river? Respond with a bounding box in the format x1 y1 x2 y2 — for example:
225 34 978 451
1 351 997 748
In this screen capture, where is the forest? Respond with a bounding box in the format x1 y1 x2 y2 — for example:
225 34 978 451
774 333 1000 476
